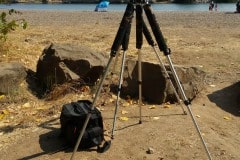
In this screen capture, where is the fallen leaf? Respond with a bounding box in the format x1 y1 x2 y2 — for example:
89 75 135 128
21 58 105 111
80 86 90 92
97 107 104 111
20 82 24 87
196 115 201 118
121 110 128 115
31 111 38 115
22 102 31 108
35 118 41 122
209 84 216 87
149 105 156 109
112 95 117 99
123 102 130 107
0 95 5 99
126 95 133 104
53 114 59 118
165 102 171 105
163 104 171 108
127 99 133 105
0 114 4 120
108 98 114 103
0 110 9 120
2 110 9 115
119 117 129 121
152 117 160 120
224 116 230 120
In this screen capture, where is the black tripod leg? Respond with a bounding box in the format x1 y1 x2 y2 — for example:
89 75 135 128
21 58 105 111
142 20 187 115
70 3 134 160
143 4 212 160
111 1 134 74
110 3 134 57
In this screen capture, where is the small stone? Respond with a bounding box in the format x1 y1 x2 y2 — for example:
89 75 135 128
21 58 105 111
146 147 154 154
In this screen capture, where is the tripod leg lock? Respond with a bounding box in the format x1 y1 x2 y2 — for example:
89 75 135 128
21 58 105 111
183 99 191 106
137 80 142 85
111 50 118 57
117 87 122 92
165 48 171 56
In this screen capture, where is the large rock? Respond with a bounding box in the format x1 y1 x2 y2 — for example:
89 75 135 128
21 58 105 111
36 43 107 90
120 59 206 104
0 62 27 94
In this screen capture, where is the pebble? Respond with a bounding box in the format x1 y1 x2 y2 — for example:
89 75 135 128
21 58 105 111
146 147 154 154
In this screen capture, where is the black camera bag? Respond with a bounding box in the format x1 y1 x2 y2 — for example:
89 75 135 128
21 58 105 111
60 100 104 149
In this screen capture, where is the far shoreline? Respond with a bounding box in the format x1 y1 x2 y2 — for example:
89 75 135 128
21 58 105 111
0 2 237 13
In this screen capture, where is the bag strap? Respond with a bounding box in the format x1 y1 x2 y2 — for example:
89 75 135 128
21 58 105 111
97 140 111 153
88 127 103 145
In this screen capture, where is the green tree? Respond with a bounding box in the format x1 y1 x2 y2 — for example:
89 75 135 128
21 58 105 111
0 9 27 41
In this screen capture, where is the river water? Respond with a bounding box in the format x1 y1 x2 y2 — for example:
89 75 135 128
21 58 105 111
0 3 237 12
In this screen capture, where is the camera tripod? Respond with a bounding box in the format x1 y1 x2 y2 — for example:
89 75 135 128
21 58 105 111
70 1 212 160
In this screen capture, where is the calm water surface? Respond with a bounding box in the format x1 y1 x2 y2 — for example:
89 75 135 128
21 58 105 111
0 3 237 12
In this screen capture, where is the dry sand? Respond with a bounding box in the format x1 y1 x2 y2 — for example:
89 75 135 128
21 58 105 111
0 9 240 160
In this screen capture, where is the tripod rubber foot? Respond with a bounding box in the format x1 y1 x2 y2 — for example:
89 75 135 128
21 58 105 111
139 120 142 124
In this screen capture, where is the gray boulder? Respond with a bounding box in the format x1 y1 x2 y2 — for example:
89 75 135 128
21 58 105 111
0 62 27 94
36 43 107 90
121 59 206 104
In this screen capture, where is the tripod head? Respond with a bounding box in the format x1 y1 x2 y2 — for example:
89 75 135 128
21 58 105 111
129 0 150 4
110 0 170 57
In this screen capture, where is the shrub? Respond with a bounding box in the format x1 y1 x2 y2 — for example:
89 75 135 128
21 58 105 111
0 9 27 41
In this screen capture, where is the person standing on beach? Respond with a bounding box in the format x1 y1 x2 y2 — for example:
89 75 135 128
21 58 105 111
214 3 218 11
209 1 214 11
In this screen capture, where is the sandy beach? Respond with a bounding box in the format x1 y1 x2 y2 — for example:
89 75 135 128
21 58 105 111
0 9 240 160
4 10 240 74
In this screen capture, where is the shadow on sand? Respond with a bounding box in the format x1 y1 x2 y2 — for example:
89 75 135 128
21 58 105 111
207 81 240 116
17 119 68 160
17 118 100 160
